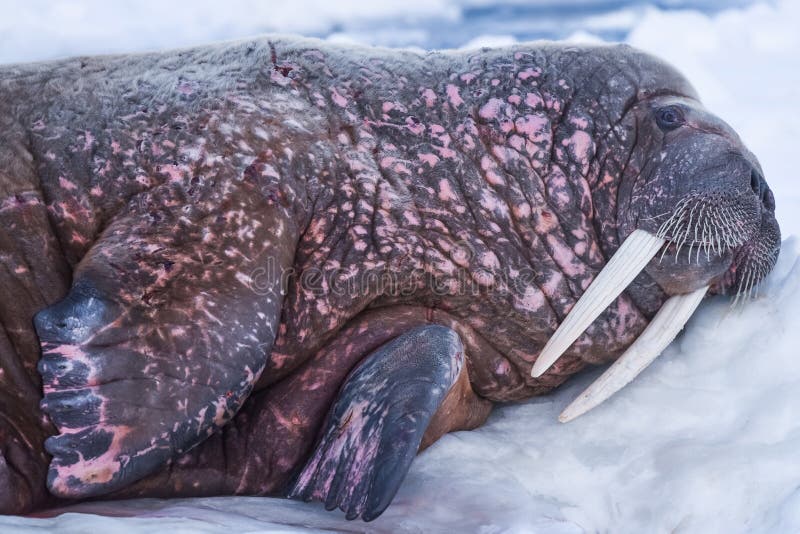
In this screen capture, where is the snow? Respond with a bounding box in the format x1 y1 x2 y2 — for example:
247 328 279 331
2 0 799 532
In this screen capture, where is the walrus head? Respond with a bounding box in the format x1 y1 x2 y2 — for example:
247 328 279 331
629 94 780 299
532 92 781 421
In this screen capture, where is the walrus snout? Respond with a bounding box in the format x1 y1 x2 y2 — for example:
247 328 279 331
750 168 776 214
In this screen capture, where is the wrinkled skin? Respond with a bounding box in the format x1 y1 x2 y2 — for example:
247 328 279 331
0 37 780 517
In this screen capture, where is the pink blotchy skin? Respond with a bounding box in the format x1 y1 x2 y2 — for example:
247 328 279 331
0 37 780 515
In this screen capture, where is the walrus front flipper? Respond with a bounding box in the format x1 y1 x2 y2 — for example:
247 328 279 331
289 325 464 521
34 178 299 499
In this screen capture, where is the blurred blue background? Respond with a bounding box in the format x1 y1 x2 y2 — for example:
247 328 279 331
0 0 769 64
317 0 761 48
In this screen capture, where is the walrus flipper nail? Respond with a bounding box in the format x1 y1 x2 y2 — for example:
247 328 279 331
289 325 464 521
34 177 299 499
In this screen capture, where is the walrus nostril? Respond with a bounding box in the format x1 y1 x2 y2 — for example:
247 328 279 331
749 168 775 210
750 169 762 196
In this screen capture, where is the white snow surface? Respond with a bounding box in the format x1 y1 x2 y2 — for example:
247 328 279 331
2 1 800 532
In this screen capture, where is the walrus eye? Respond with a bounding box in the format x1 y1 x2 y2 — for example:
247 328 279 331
655 106 685 131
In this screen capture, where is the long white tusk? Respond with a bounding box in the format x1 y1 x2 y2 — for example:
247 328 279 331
558 285 708 423
531 230 666 378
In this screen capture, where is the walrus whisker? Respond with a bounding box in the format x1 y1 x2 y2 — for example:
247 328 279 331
655 194 756 268
732 273 745 308
639 209 674 223
725 206 746 247
690 203 701 246
742 270 755 304
531 230 666 378
722 228 778 311
658 243 672 264
559 285 709 422
726 208 740 246
732 265 756 309
655 197 689 240
675 231 688 261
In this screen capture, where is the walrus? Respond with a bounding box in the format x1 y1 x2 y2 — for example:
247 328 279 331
0 36 780 521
